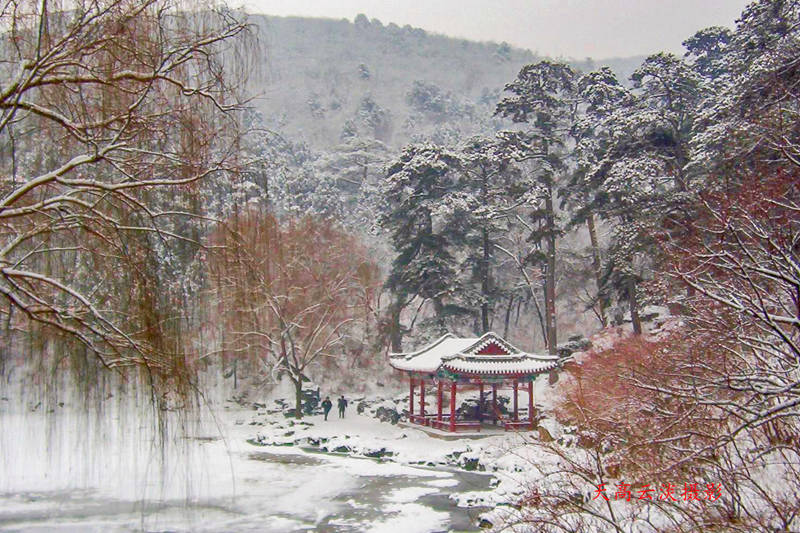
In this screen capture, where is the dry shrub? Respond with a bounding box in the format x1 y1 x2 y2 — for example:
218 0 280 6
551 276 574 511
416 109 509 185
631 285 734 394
556 331 728 484
540 172 800 530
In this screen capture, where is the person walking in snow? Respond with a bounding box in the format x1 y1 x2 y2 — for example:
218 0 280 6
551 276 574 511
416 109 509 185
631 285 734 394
322 396 333 421
337 395 348 419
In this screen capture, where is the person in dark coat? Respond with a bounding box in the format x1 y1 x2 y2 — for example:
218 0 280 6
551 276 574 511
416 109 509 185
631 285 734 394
337 395 348 419
322 396 333 421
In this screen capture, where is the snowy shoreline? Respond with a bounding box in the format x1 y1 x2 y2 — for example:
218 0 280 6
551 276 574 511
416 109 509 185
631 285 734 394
242 393 563 524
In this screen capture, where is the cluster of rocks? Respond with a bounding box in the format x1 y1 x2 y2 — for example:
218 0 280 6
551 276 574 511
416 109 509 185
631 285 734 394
356 397 403 424
556 335 592 359
354 394 535 427
250 393 592 477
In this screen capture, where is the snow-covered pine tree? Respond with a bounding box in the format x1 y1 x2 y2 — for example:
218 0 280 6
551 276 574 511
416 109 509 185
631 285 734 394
563 67 633 328
682 26 734 80
378 143 464 349
452 135 530 334
495 60 576 353
577 52 701 333
311 138 392 228
690 0 800 183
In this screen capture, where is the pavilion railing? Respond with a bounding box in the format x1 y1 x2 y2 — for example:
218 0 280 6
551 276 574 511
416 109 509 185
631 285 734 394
408 409 535 432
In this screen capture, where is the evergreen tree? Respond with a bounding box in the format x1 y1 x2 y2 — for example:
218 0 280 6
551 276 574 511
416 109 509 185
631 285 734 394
453 135 530 334
690 0 800 182
379 144 463 349
575 53 700 333
682 26 733 79
564 67 632 328
495 61 576 353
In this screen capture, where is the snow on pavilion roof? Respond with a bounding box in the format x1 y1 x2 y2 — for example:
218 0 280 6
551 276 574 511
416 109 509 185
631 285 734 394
389 332 560 376
389 334 479 373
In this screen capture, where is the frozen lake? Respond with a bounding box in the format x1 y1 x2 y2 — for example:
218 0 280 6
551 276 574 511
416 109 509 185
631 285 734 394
0 432 492 532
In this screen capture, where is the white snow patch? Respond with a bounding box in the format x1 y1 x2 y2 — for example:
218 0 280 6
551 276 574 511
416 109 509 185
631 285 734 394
364 503 449 533
385 486 439 503
538 418 563 440
425 478 459 488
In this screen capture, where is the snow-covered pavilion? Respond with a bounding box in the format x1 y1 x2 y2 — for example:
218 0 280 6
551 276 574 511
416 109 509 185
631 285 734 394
389 332 561 432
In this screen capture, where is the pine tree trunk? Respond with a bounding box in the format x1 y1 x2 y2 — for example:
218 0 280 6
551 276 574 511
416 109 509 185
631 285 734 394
432 298 447 334
545 186 557 355
533 283 548 348
628 278 642 335
481 227 490 334
389 300 404 352
504 295 514 339
294 377 303 419
586 214 607 328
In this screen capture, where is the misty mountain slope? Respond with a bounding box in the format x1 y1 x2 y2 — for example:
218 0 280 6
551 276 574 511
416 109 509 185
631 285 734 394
251 15 532 149
250 15 641 150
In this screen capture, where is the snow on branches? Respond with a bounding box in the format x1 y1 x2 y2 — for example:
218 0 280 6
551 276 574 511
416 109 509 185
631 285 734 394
0 0 253 371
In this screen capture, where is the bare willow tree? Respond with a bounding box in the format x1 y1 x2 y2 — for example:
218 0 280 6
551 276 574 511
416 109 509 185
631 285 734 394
209 211 379 418
0 0 253 375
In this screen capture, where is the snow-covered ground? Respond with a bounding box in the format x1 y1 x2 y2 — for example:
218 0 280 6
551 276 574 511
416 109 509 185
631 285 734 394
1 395 552 532
4 313 734 532
247 392 572 523
1 326 623 533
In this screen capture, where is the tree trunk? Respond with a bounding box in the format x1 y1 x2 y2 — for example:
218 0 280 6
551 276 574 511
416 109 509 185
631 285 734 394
586 214 607 328
432 298 447 334
544 186 558 354
232 358 238 390
628 278 642 335
503 295 514 339
533 284 548 349
294 377 303 419
481 227 491 334
389 300 404 352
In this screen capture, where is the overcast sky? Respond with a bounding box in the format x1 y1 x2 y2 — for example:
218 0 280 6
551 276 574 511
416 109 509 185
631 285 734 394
237 0 752 59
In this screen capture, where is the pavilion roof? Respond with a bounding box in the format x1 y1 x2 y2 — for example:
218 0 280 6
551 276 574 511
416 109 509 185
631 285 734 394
389 332 560 376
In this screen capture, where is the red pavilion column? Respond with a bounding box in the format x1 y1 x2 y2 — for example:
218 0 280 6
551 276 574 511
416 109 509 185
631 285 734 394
449 380 457 432
437 381 443 422
409 376 415 422
528 380 535 430
419 379 426 423
492 383 498 425
478 382 484 423
513 379 519 421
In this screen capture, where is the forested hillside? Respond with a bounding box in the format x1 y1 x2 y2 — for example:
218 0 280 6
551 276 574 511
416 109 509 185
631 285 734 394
235 16 645 357
250 15 643 151
252 14 536 149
